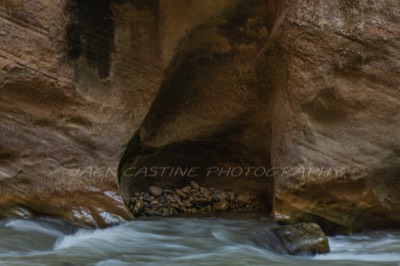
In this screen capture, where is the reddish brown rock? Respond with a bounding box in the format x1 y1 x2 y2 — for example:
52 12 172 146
272 223 330 255
118 0 400 231
0 0 162 225
2 0 399 231
268 0 400 232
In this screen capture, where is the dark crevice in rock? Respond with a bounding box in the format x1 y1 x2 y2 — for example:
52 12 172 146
65 0 114 78
118 0 275 215
65 1 81 59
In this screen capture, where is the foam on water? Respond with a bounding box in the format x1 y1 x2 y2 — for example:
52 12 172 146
315 233 400 263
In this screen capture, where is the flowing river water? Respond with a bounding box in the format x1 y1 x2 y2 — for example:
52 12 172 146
0 217 399 266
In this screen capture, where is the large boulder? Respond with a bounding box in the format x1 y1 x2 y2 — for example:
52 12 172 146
272 223 330 255
253 222 330 255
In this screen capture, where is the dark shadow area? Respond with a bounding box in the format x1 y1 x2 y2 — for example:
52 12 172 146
65 0 114 78
119 123 274 213
118 0 275 214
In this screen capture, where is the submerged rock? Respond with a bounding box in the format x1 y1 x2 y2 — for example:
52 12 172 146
272 223 330 255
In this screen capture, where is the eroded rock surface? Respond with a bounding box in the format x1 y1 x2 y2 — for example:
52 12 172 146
1 0 399 231
119 0 400 232
0 0 266 225
118 0 275 212
269 0 400 232
0 0 163 225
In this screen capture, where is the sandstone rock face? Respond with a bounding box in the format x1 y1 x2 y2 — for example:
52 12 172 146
119 0 400 232
0 0 258 225
118 0 274 211
0 0 163 225
269 0 400 232
2 0 399 231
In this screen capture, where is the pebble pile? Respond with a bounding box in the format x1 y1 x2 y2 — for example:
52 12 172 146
129 181 261 217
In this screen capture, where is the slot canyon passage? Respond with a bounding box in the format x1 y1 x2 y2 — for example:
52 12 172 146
1 0 400 264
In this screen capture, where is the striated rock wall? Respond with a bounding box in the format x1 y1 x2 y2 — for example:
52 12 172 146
0 0 259 225
269 0 400 232
1 0 399 231
119 0 400 231
0 0 163 226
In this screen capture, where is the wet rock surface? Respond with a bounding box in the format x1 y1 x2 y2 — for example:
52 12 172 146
129 182 261 217
254 222 330 256
272 223 330 255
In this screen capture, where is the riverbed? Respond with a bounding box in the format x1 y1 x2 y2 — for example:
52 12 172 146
0 217 399 266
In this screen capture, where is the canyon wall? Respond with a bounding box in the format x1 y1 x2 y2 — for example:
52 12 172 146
269 0 400 232
119 0 400 232
0 0 248 225
1 0 399 231
0 0 164 225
